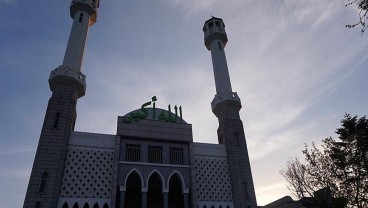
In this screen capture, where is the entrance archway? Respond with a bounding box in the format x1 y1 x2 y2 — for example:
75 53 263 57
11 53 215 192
147 172 163 208
125 172 142 208
168 174 184 208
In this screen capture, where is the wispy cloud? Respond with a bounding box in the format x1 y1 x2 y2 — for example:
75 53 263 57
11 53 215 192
1 0 16 5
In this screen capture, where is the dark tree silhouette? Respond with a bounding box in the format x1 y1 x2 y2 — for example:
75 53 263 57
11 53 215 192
281 114 368 208
346 0 368 33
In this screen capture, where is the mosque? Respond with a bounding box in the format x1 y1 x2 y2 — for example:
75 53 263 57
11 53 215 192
23 1 259 208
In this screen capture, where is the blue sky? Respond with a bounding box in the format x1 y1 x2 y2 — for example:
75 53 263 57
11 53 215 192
1 0 367 207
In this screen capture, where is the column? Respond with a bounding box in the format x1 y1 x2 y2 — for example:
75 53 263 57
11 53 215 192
119 191 125 208
184 193 189 208
141 191 147 208
163 192 168 208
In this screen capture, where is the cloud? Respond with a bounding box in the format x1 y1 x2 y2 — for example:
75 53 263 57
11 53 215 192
1 0 16 5
256 182 290 205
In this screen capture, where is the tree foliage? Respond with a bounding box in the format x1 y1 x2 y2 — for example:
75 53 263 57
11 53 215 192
281 114 368 208
346 0 368 34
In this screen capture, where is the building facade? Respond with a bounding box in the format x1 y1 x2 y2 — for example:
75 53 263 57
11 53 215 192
23 1 257 208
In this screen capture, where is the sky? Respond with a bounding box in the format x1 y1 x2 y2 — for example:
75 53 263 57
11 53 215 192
0 0 367 207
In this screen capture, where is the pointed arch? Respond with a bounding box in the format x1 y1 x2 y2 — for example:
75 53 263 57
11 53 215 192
125 170 142 208
168 171 184 208
146 169 165 190
73 202 79 208
125 168 144 189
62 202 69 208
147 171 164 208
102 203 109 208
83 203 89 208
92 203 99 208
167 171 185 192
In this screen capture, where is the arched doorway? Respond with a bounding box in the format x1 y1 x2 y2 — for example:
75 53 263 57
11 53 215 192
168 174 183 208
125 172 142 208
147 172 163 208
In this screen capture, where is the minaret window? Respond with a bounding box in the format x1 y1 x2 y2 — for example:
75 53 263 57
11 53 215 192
35 201 40 208
79 13 84 23
208 22 214 29
215 21 221 27
53 112 61 129
235 132 240 145
243 181 250 200
218 42 222 50
38 172 48 193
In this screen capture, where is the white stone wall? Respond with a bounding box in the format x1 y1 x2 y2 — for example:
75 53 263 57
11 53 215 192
193 143 234 208
57 132 116 208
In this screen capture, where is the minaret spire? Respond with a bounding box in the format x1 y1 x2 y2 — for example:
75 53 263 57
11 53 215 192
49 0 99 98
62 0 98 72
203 17 258 208
203 17 241 112
24 1 99 207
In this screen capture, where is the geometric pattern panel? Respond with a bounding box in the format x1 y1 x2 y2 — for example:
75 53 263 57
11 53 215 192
194 157 233 202
60 148 114 198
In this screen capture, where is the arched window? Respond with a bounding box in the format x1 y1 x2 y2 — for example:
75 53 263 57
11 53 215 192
203 205 207 208
215 20 221 27
208 21 214 29
235 132 240 145
79 13 84 23
102 203 109 208
93 203 99 208
83 203 89 208
35 201 40 208
39 172 48 193
73 203 79 208
243 181 250 200
218 41 222 50
53 112 61 129
203 26 207 32
211 206 215 208
62 202 69 208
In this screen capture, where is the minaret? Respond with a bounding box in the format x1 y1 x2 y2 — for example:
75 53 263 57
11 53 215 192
203 17 257 208
23 1 99 207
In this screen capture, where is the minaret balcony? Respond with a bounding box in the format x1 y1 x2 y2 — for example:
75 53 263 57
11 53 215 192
211 92 242 111
49 65 86 98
